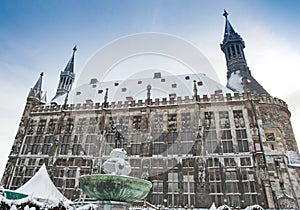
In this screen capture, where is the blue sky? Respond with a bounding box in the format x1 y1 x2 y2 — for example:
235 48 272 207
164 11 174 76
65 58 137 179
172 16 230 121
1 0 300 177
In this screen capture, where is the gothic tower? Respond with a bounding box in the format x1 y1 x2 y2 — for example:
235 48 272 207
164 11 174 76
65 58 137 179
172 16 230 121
220 10 269 96
1 73 45 188
52 46 76 101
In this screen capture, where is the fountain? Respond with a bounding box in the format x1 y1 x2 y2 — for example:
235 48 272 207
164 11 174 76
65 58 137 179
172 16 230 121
79 148 152 210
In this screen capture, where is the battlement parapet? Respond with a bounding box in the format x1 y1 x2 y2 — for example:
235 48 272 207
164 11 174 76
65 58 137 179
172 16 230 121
258 95 288 108
30 93 289 113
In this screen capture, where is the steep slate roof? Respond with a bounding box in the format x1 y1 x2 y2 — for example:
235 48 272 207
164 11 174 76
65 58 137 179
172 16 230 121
51 72 234 105
28 72 44 99
223 10 236 39
63 46 77 74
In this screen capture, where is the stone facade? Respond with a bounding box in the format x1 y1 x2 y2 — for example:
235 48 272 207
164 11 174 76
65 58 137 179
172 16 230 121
2 92 300 209
2 11 300 210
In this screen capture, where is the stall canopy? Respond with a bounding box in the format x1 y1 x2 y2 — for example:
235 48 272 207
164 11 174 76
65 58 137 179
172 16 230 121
15 164 70 203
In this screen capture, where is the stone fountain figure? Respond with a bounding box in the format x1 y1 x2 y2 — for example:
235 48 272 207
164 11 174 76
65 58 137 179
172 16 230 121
102 148 131 176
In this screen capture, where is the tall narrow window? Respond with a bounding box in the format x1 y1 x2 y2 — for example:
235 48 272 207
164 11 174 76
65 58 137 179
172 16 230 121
152 180 164 205
231 45 236 57
227 47 231 59
167 132 178 155
42 135 54 154
85 135 97 155
37 119 46 134
181 131 194 155
27 120 36 135
47 119 57 134
60 135 71 155
32 135 42 154
236 44 241 56
221 130 233 153
21 136 33 154
236 129 249 152
183 174 195 207
153 133 164 155
225 171 239 193
168 172 179 193
72 135 83 155
205 131 218 154
65 118 74 134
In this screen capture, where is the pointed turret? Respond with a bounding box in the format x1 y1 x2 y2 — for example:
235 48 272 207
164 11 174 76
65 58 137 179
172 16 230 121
220 10 269 96
28 72 44 100
52 46 76 101
41 91 47 103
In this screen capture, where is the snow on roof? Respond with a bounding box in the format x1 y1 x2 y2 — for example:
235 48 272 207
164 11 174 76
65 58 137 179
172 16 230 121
51 72 233 105
227 71 244 93
15 164 70 204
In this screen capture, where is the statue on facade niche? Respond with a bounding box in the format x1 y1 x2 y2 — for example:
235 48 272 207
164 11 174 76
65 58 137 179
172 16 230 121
112 123 124 148
259 167 269 180
114 130 122 148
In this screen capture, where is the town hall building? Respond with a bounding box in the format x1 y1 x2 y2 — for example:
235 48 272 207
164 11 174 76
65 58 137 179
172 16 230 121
1 12 300 209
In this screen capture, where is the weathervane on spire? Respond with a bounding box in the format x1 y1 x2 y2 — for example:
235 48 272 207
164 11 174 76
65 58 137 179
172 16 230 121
73 45 77 53
223 10 229 19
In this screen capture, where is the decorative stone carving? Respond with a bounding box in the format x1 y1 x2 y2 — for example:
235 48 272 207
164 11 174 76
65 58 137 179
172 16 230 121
153 114 163 130
132 115 142 130
167 114 177 131
278 195 297 209
234 110 245 128
204 112 215 129
219 111 230 128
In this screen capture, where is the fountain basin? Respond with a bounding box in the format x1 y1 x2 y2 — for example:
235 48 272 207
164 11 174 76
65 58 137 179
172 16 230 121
79 174 152 203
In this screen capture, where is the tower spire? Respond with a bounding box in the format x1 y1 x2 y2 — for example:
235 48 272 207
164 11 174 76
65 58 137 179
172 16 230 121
220 11 269 96
28 72 44 100
52 46 76 101
63 45 77 73
223 10 236 40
